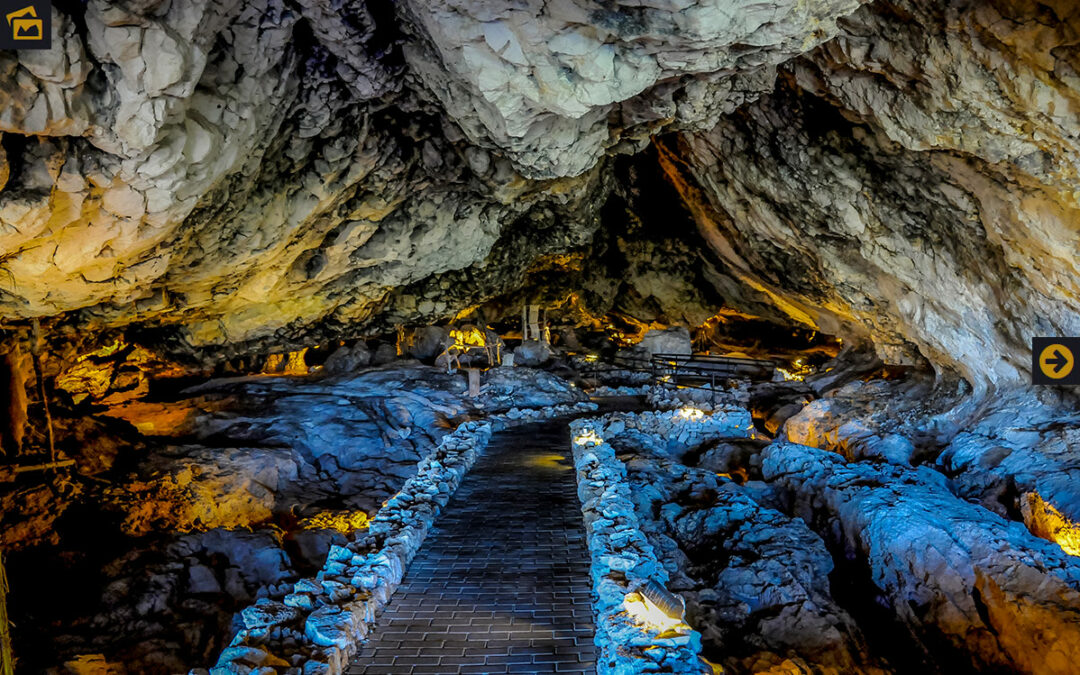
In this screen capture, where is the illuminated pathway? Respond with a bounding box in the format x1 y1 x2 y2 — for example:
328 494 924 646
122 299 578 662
348 420 597 674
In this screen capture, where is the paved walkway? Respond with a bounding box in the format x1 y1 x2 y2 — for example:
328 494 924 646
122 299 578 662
348 420 597 674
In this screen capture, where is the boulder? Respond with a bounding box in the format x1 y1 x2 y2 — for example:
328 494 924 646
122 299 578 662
618 327 692 364
407 326 450 360
371 343 397 366
513 340 553 367
763 440 1080 673
764 402 803 436
322 343 371 374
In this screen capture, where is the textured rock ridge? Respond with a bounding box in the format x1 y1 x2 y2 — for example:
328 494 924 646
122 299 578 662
397 0 868 178
0 0 874 355
665 0 1080 391
763 440 1080 673
3 0 1080 392
616 436 883 673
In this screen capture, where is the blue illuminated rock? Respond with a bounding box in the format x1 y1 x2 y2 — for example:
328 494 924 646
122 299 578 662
763 440 1080 673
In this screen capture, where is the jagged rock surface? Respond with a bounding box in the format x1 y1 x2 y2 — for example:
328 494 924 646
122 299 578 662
613 433 884 673
5 364 586 673
666 0 1080 392
0 0 868 354
763 440 1080 673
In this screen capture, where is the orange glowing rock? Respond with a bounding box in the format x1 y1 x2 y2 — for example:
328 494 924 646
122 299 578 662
449 326 488 348
263 348 310 375
263 353 285 373
1022 491 1080 557
298 510 371 534
55 340 186 405
99 401 202 436
61 654 126 675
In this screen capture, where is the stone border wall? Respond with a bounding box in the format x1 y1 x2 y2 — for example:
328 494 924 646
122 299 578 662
588 384 651 397
569 415 710 675
208 401 597 675
645 382 750 411
589 406 756 452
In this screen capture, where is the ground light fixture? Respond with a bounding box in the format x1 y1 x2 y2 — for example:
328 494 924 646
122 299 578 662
675 406 705 421
624 578 688 634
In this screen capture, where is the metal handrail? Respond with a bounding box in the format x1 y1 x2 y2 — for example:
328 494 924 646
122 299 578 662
578 351 776 407
651 353 776 367
649 354 774 406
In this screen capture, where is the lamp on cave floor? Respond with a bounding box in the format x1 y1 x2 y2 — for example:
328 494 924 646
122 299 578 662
625 579 687 633
639 579 685 619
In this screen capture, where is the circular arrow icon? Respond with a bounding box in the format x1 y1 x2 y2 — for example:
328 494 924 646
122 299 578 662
1039 343 1074 379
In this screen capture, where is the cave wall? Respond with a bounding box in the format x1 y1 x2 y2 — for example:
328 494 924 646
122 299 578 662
0 0 866 351
0 0 1077 391
667 0 1080 392
0 0 606 351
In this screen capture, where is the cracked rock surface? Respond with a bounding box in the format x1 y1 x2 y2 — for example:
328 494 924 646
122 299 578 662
763 439 1080 674
614 432 884 673
2 0 1079 399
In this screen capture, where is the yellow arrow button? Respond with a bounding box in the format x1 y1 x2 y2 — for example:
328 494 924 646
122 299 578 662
1039 343 1074 379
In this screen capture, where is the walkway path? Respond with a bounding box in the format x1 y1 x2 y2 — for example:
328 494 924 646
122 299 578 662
348 420 597 674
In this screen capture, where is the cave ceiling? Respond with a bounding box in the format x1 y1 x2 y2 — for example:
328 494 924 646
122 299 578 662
0 0 1078 392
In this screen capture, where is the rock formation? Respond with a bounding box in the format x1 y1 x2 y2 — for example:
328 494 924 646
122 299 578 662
763 440 1080 673
613 431 882 672
2 0 1077 399
5 0 1080 673
665 0 1080 393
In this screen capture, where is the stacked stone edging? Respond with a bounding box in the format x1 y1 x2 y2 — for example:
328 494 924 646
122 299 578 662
588 384 651 397
587 406 755 453
569 415 710 675
645 383 750 411
208 401 597 675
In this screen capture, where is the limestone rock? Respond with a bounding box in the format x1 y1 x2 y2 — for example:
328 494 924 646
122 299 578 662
669 0 1080 393
322 343 372 374
608 413 881 672
407 326 451 361
763 440 1080 673
371 344 398 366
513 339 553 367
618 326 693 363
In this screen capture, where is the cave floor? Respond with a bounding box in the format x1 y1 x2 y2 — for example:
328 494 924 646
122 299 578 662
348 420 597 674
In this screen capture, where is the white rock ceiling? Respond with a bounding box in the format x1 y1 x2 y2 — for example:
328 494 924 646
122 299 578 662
1 0 1079 393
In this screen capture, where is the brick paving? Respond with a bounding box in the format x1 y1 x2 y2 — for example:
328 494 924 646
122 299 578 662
348 420 597 674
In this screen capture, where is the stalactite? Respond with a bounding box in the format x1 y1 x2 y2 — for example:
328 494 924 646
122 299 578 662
29 321 55 466
0 549 13 675
0 345 27 457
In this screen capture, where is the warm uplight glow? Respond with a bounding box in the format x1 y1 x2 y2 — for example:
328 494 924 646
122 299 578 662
675 407 705 421
286 349 309 374
1023 492 1080 556
299 510 371 534
573 429 603 446
623 591 685 633
449 326 488 348
527 453 572 470
56 339 182 405
778 357 813 381
264 353 285 372
56 357 119 403
101 401 201 436
82 339 125 360
583 354 599 362
264 349 310 375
